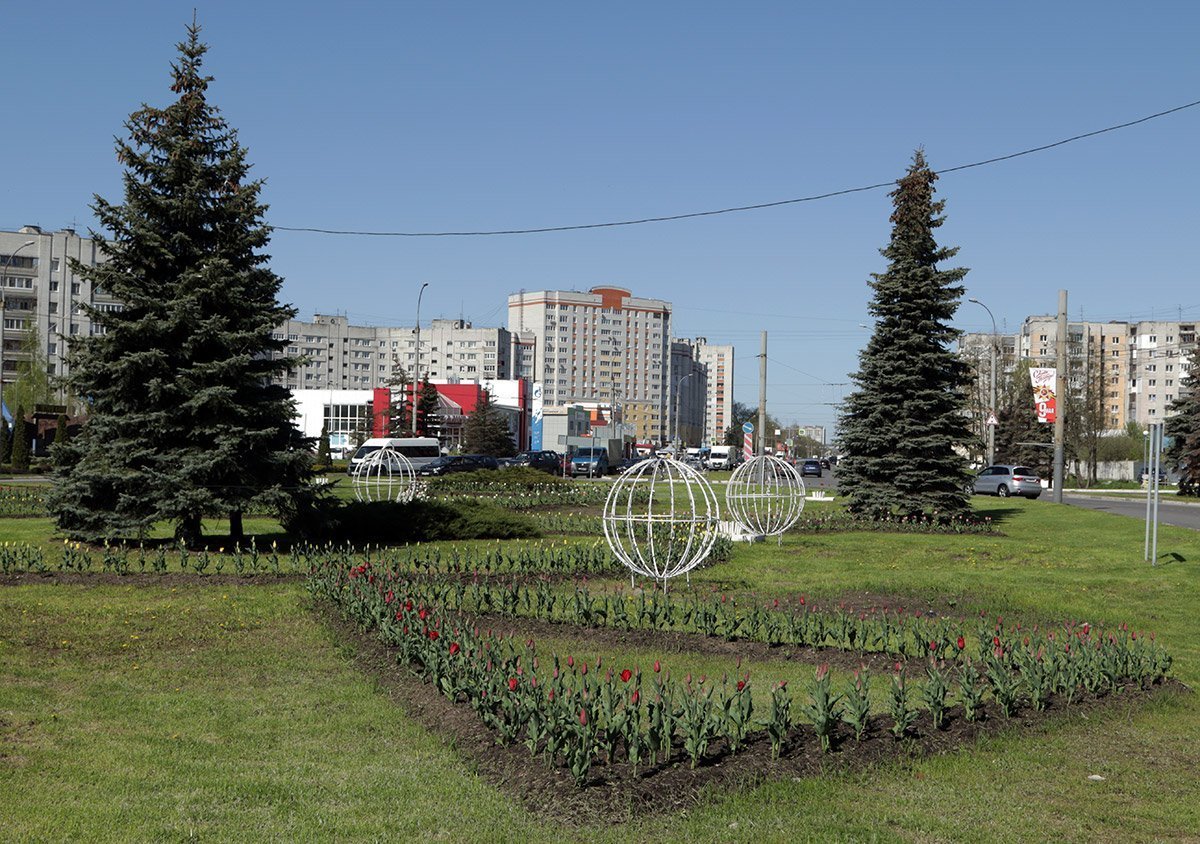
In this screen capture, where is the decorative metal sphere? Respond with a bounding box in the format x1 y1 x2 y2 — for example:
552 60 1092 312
725 455 806 536
351 446 417 503
602 456 722 587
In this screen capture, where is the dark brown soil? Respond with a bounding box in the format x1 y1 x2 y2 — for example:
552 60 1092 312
317 602 1186 826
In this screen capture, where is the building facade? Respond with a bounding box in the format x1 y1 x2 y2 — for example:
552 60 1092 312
692 337 734 446
507 286 673 445
1 226 120 412
268 315 514 391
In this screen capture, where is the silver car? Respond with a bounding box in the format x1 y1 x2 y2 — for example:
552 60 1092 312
973 465 1043 499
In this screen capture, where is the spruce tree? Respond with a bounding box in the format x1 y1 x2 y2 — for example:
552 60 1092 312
1166 343 1200 496
416 376 441 440
0 417 9 465
462 391 517 457
837 150 973 518
317 423 332 469
10 405 30 471
47 23 314 545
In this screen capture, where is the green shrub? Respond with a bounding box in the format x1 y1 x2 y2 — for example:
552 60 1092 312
324 499 541 544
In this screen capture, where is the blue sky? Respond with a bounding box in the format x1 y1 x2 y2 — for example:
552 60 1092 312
5 1 1198 433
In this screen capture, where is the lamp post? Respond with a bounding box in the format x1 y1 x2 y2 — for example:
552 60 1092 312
412 282 429 435
968 297 998 466
0 239 37 417
673 370 696 453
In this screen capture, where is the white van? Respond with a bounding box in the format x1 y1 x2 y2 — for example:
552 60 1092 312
348 437 442 473
707 445 738 470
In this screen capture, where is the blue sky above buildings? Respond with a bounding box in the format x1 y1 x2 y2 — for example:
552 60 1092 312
5 1 1198 432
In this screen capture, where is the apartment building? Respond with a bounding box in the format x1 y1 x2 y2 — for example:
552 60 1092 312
508 286 673 445
959 315 1196 432
0 226 120 410
692 337 734 446
268 315 514 391
668 340 708 448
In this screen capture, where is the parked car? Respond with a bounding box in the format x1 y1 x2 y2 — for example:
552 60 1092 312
570 447 610 477
800 459 823 478
1141 468 1168 484
416 454 499 477
616 456 646 474
504 450 562 474
973 465 1042 499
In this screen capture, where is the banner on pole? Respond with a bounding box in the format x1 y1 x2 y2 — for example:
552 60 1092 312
1029 367 1057 424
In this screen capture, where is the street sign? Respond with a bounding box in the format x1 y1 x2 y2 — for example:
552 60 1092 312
742 421 754 434
986 413 998 426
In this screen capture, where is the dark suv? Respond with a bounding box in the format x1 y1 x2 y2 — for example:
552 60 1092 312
800 459 823 478
505 450 562 474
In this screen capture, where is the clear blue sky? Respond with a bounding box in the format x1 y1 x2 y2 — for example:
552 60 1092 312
5 1 1198 435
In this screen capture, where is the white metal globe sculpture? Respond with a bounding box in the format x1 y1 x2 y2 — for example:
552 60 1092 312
726 455 806 537
603 456 721 590
351 446 417 503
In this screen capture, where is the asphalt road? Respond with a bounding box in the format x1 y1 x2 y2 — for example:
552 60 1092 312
1062 493 1200 531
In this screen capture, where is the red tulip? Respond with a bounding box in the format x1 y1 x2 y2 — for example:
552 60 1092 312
957 636 966 650
620 669 632 683
736 680 746 692
579 709 588 726
427 629 439 640
449 642 460 656
508 677 519 692
653 660 661 673
631 689 640 705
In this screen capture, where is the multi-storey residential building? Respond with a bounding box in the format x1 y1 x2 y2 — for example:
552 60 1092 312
267 315 513 391
508 286 673 445
960 315 1196 433
692 337 734 445
1 226 119 411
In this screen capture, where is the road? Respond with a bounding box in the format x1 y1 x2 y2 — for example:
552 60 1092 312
1062 493 1200 531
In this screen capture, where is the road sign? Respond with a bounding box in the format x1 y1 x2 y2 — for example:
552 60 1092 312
986 413 998 426
742 421 754 434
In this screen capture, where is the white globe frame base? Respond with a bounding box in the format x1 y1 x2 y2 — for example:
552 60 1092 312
602 456 722 593
717 520 765 543
351 446 418 503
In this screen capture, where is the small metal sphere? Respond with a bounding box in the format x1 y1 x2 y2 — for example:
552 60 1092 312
725 455 806 536
602 456 722 586
351 446 417 503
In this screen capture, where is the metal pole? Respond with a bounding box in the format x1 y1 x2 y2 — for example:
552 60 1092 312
412 282 428 434
1147 425 1156 564
1052 290 1067 503
758 331 767 456
968 298 998 466
1143 430 1152 559
0 240 37 416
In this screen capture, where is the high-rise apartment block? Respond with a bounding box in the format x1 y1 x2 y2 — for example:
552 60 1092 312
508 287 673 444
959 315 1196 431
1 226 120 410
692 337 734 445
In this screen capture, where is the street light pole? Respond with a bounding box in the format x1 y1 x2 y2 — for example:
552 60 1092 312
412 282 429 435
673 370 695 452
968 297 998 466
0 240 37 417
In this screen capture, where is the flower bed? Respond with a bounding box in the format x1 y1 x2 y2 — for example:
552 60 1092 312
310 557 1173 788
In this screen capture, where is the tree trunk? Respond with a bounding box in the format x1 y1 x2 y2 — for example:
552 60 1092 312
177 510 203 548
229 509 244 544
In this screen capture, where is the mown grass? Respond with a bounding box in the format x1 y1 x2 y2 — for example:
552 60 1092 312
2 497 1199 841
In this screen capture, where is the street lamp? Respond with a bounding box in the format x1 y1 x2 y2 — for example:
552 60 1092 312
673 370 696 452
0 239 37 416
968 297 998 466
412 282 429 435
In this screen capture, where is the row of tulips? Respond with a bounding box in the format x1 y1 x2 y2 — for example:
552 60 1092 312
0 537 625 577
311 558 1172 785
0 486 47 518
315 563 1173 683
789 510 995 535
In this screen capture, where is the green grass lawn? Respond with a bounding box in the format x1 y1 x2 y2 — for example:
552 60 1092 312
3 497 1199 841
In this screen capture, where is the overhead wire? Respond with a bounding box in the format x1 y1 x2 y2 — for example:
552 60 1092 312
269 98 1200 238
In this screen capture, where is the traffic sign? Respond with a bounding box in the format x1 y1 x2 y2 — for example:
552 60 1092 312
742 421 754 434
986 413 998 426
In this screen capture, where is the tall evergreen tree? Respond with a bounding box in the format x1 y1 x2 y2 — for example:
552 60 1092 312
0 417 10 465
837 150 973 518
462 391 517 457
47 23 314 545
416 376 441 439
10 405 30 471
1166 343 1200 496
316 423 332 469
385 360 413 434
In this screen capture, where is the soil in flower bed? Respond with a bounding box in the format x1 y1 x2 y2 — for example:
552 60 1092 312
0 571 304 588
319 603 1185 826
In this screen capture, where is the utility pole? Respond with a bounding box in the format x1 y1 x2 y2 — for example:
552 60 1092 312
1053 289 1067 503
757 331 767 456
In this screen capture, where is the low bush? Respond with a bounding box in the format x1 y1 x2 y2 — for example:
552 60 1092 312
326 499 541 544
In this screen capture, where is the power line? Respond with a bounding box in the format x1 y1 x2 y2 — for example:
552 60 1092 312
269 98 1200 238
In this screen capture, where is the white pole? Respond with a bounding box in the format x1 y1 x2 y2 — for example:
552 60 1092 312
1151 423 1162 565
